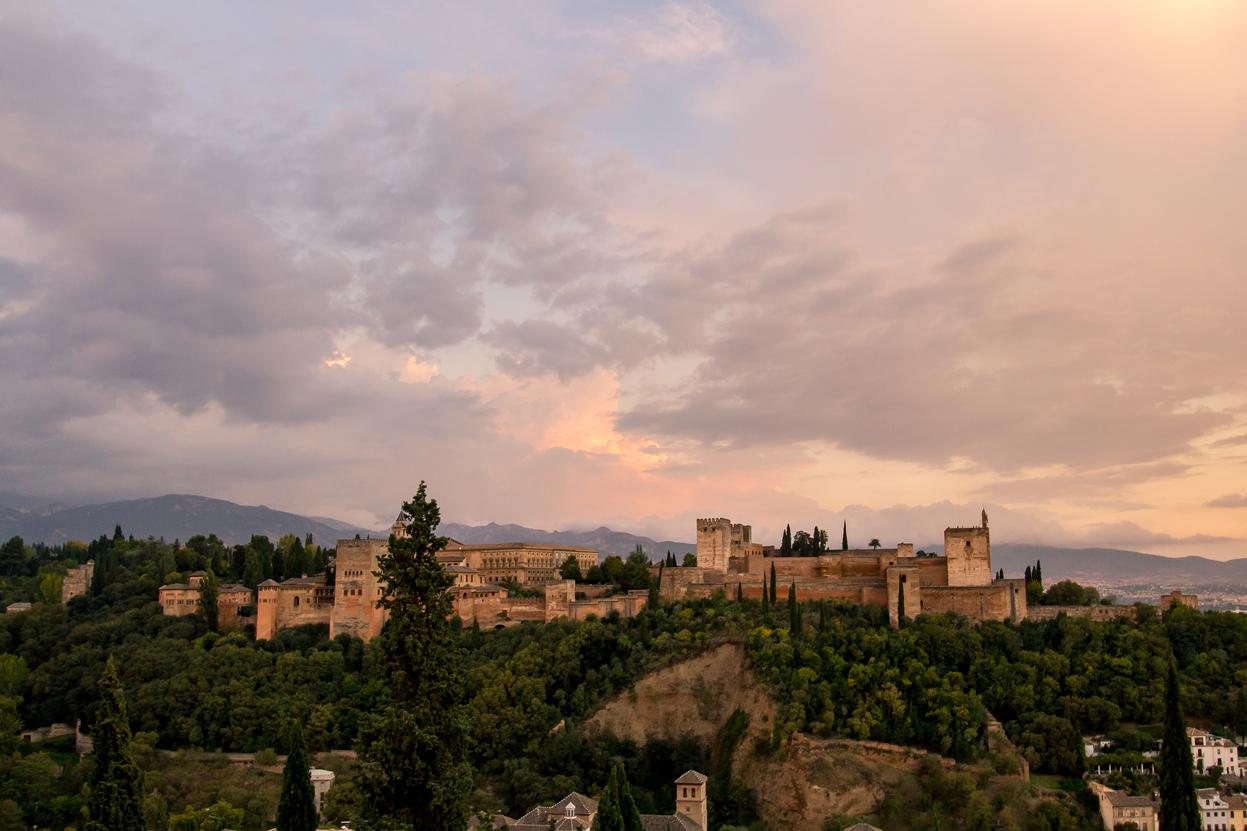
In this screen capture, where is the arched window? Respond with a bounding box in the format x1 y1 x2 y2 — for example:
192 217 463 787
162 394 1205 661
293 596 300 607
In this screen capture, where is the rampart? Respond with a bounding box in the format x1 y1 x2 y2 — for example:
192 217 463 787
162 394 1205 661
1026 605 1138 622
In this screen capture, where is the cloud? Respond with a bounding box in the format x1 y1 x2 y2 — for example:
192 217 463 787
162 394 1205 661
575 2 734 64
1206 494 1247 509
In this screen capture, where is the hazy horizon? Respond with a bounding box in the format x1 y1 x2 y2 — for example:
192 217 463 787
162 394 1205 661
3 2 1245 561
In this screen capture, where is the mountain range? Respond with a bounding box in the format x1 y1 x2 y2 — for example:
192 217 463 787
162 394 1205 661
2 494 1244 589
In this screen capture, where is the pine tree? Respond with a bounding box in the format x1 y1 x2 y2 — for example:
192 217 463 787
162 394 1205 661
358 482 472 830
277 722 318 831
1159 660 1201 831
841 521 848 551
85 658 143 831
788 580 799 634
198 569 219 632
769 562 778 603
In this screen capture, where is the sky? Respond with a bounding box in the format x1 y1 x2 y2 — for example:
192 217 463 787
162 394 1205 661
2 1 1246 556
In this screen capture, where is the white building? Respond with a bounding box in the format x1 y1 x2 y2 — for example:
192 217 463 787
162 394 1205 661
1199 789 1231 831
1191 728 1243 777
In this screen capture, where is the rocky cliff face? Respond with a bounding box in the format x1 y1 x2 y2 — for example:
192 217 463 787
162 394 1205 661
584 641 947 828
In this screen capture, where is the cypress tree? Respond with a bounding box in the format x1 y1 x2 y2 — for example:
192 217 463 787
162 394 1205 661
781 525 792 557
769 563 778 603
617 763 643 831
358 482 472 830
648 566 662 609
596 766 624 831
198 569 219 632
788 580 799 634
85 658 143 831
896 580 906 628
841 521 848 551
761 576 769 618
1035 560 1043 589
736 582 743 602
1159 660 1201 831
812 525 821 555
818 601 827 633
277 722 318 831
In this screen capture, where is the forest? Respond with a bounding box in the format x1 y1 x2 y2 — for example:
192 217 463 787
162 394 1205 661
1 530 1245 830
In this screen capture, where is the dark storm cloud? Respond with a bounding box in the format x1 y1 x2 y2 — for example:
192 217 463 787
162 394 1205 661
0 13 343 427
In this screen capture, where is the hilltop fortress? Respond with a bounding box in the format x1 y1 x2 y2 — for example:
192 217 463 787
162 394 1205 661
668 511 1027 626
161 511 1026 640
245 521 634 640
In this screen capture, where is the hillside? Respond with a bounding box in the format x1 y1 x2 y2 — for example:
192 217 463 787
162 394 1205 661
993 543 1247 582
0 494 376 546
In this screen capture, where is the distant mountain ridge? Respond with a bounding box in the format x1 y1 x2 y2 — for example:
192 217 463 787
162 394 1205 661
1 494 1243 584
0 494 377 547
439 521 696 560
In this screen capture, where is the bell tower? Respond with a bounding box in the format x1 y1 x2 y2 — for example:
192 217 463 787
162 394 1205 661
674 770 708 830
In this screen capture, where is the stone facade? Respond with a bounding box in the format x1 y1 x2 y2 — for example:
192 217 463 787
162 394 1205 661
158 572 253 632
61 561 94 604
1161 590 1200 611
1091 782 1158 831
255 575 335 640
696 518 751 573
442 541 597 585
1026 605 1137 622
253 526 611 640
668 513 1025 626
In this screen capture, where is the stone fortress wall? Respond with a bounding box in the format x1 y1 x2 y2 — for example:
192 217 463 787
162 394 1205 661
61 561 94 604
667 510 1027 627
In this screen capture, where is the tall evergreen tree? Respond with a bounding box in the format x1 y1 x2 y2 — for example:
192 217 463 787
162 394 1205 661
595 767 625 831
788 580 799 633
841 521 848 551
818 600 827 632
617 764 644 831
648 567 663 609
761 576 769 618
85 658 143 831
812 525 821 554
277 722 317 831
781 525 792 557
242 550 263 590
1234 686 1247 742
113 524 125 543
736 582 743 602
769 562 778 603
1159 660 1201 831
896 580 906 627
198 569 219 632
358 483 472 830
